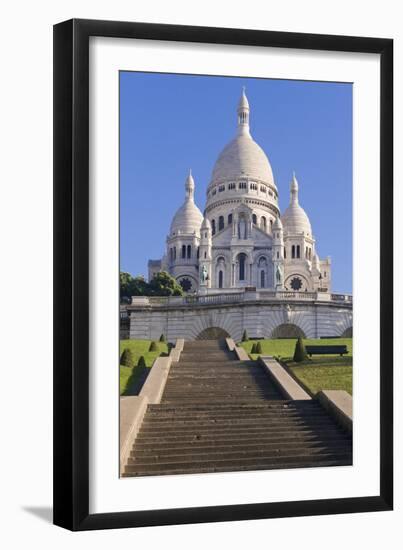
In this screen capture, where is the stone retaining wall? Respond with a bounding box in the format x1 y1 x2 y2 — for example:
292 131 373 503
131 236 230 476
127 300 352 341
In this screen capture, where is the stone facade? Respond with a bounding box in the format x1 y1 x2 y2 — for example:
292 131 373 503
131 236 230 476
148 90 332 295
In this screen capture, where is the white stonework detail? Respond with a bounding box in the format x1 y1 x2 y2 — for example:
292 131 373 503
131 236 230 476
134 91 353 340
148 91 334 296
126 292 352 341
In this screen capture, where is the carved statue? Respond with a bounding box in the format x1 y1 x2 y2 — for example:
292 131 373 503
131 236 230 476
201 265 208 283
276 264 283 285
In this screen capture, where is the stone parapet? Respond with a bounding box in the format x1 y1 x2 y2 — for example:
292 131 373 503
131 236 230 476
317 390 353 433
259 356 312 400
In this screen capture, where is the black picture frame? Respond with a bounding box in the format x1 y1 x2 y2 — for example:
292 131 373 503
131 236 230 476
53 18 393 531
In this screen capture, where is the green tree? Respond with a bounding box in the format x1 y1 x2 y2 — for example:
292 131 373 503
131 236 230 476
120 272 148 299
293 337 308 362
159 334 166 342
149 341 158 352
251 343 257 354
255 341 263 354
241 329 249 342
148 271 184 296
120 348 134 369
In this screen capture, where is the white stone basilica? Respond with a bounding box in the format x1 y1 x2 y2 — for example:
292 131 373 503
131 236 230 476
148 90 331 295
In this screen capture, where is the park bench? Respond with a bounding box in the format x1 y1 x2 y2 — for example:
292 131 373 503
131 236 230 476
305 345 348 357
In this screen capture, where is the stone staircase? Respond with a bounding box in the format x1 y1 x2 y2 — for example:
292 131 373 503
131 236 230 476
123 340 352 476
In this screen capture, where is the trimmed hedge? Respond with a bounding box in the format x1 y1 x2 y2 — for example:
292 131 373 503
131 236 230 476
120 348 134 369
159 334 166 342
293 337 308 362
149 341 158 352
241 330 249 342
137 355 147 368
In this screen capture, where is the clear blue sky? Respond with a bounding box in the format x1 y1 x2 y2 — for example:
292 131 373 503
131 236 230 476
120 72 352 293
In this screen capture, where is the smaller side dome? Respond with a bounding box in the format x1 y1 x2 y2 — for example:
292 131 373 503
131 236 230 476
281 173 312 236
170 171 203 235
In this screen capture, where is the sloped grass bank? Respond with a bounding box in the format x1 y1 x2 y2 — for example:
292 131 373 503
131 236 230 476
240 338 352 396
119 339 169 395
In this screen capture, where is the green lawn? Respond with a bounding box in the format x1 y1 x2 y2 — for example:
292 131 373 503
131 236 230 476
287 356 352 396
240 338 352 359
119 339 169 395
239 338 353 396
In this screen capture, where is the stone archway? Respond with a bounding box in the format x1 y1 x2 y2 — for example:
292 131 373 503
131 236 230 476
271 323 306 339
341 326 353 337
196 327 230 340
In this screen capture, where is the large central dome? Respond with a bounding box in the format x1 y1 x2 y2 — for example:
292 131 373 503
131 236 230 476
209 89 275 188
211 133 275 185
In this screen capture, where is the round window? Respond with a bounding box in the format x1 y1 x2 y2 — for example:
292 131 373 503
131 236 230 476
290 277 303 291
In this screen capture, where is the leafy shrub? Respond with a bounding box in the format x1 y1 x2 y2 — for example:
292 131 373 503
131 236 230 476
241 330 249 342
120 348 134 369
149 341 158 352
159 334 166 342
255 341 263 354
251 343 257 354
293 337 307 362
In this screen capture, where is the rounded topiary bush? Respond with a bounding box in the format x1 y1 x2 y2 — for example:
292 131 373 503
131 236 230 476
120 348 134 369
293 337 307 362
241 329 249 342
159 334 166 342
137 355 147 368
149 341 158 352
255 341 263 354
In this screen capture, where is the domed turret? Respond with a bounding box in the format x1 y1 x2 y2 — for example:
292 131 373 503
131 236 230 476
273 216 283 231
170 170 203 235
201 217 212 231
281 173 312 236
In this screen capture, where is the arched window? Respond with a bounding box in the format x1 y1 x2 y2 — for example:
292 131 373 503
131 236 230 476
277 251 279 259
309 248 312 260
252 213 257 225
228 213 233 225
296 245 300 258
211 219 216 235
181 245 186 259
260 270 265 288
305 246 308 259
284 247 286 259
238 253 246 281
204 251 207 259
197 247 200 259
218 270 223 288
173 247 176 260
260 216 267 231
218 216 224 231
187 245 191 259
292 245 295 259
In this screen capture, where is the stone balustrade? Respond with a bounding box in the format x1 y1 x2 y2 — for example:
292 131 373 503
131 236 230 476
128 290 353 309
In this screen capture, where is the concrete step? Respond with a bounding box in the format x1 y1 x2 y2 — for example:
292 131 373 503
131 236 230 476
143 409 330 423
138 419 339 437
132 433 351 453
147 400 318 411
135 426 349 444
124 451 352 476
129 442 351 465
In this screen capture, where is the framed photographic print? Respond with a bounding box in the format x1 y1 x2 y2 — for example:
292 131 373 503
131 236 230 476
53 19 393 530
